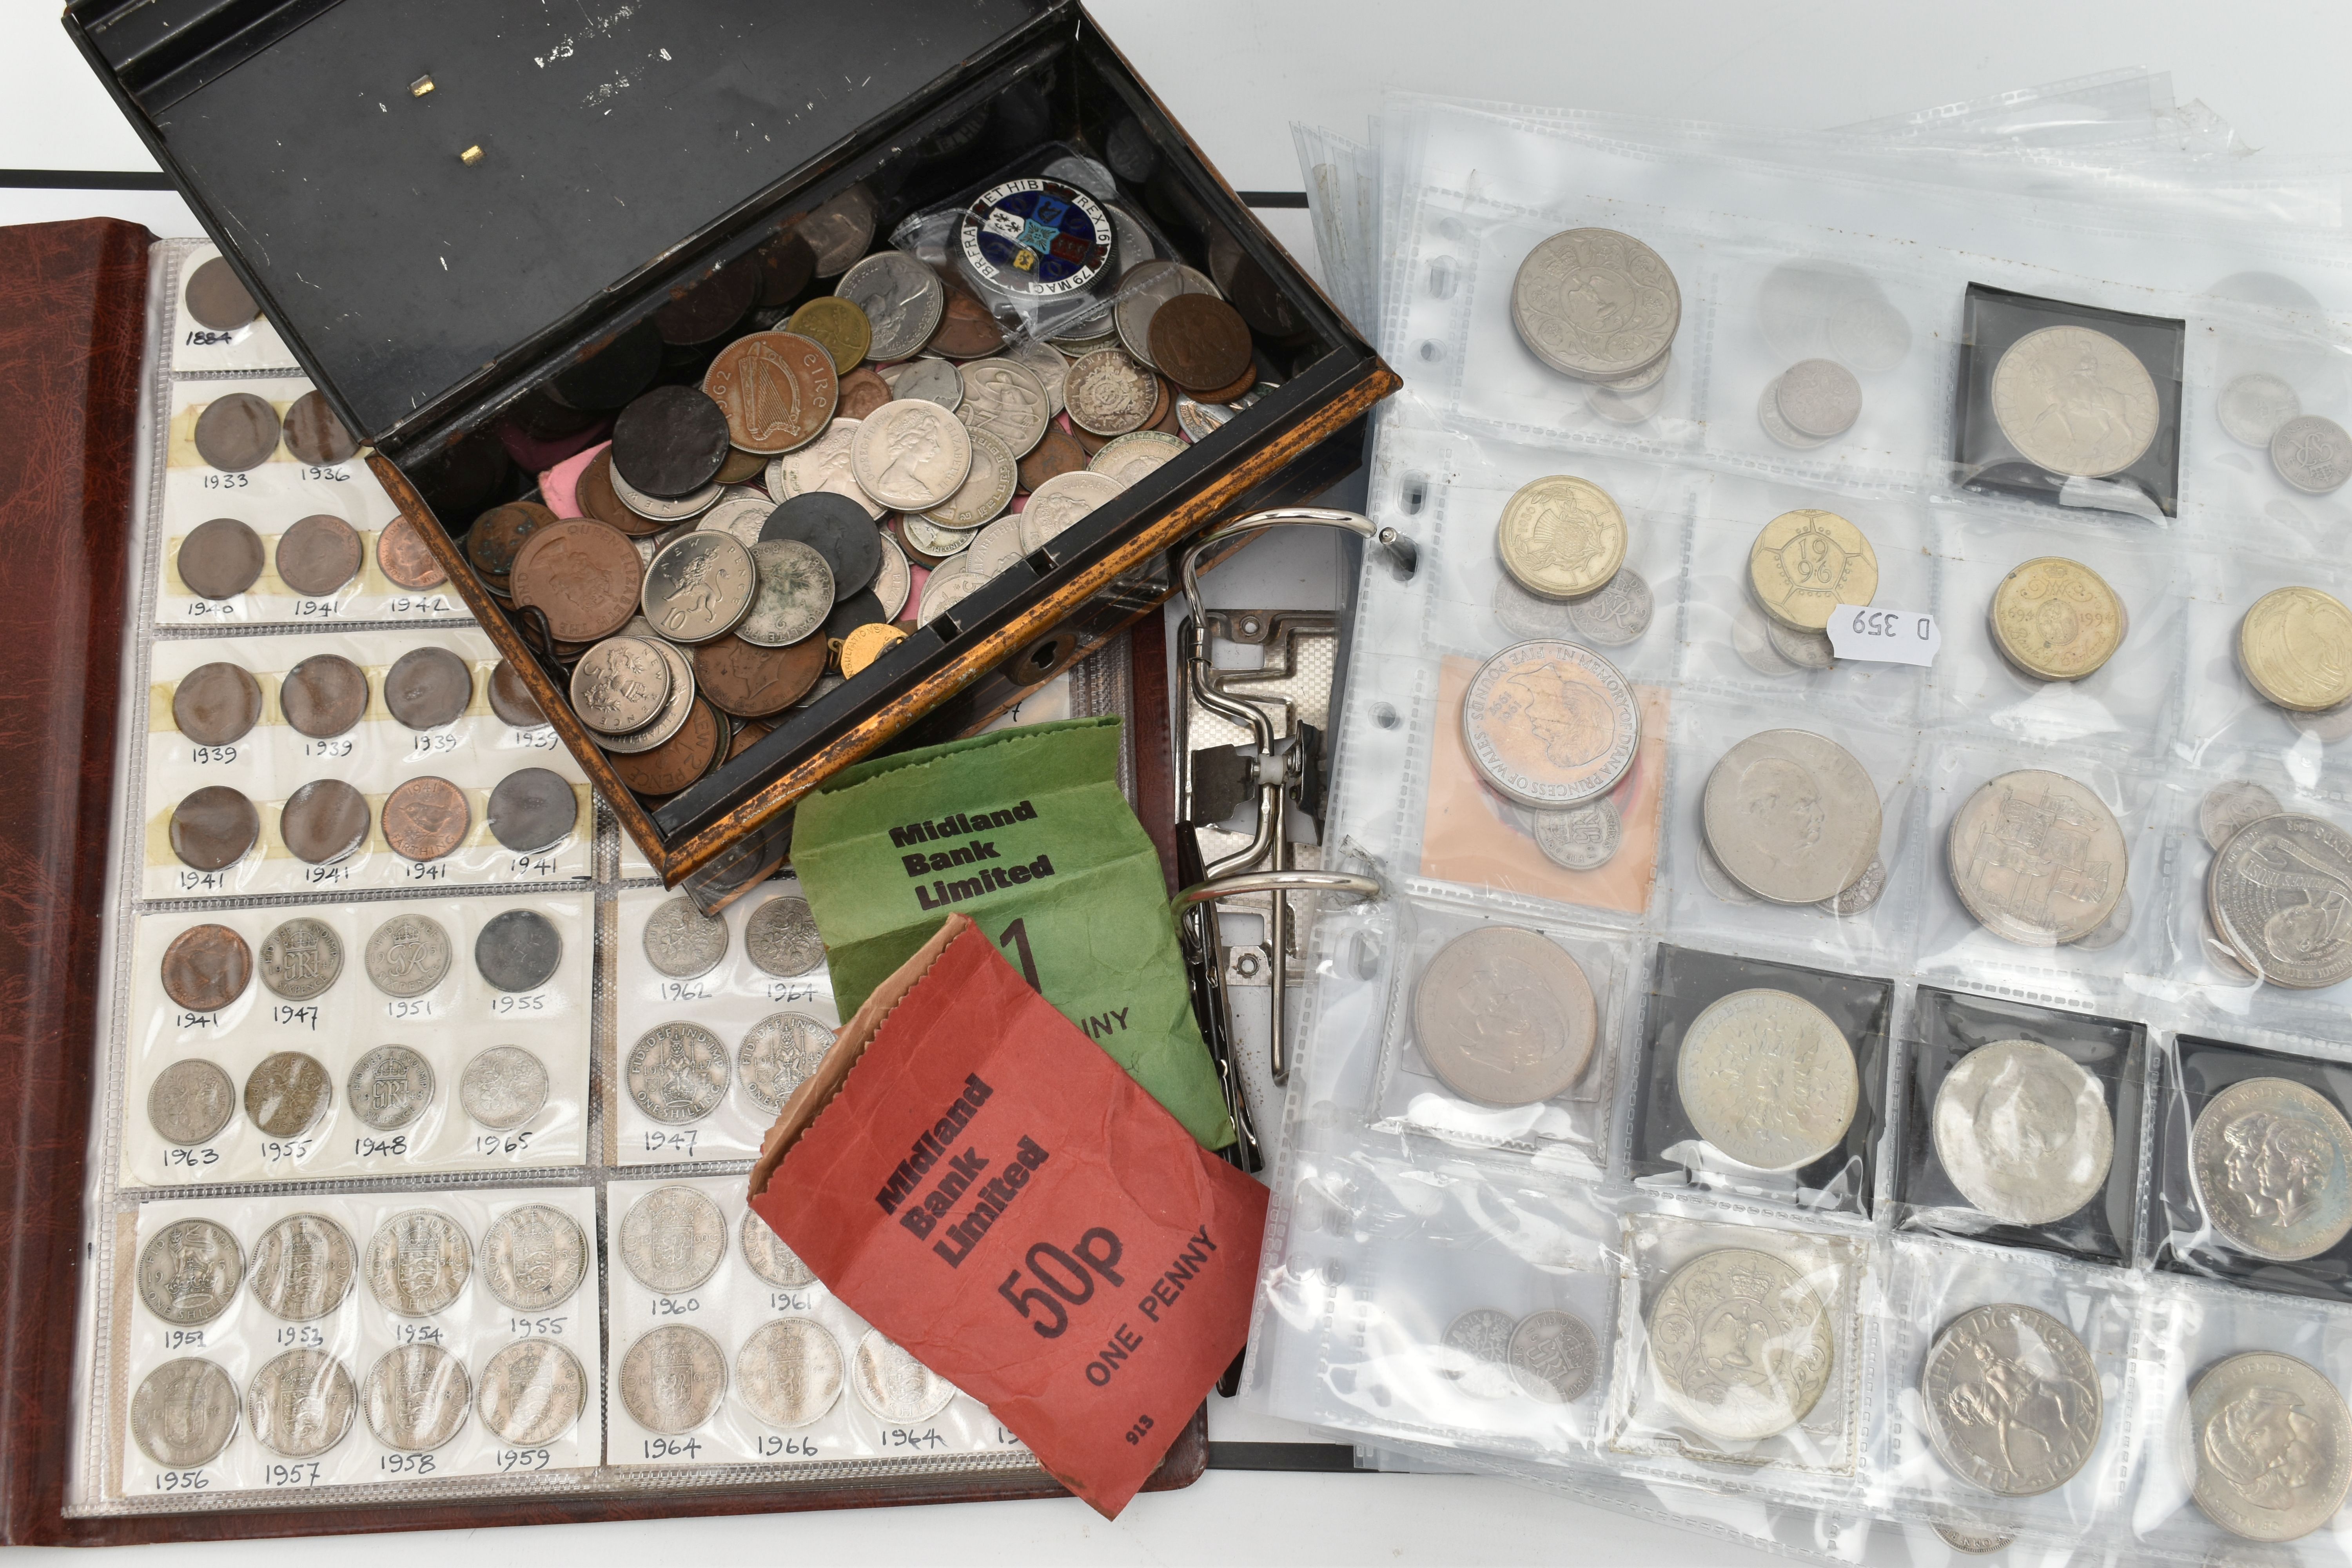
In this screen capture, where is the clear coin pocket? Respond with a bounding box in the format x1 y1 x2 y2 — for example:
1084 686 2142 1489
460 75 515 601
2176 535 2352 793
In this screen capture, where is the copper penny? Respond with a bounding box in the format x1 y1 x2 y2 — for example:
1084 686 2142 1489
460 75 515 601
509 520 643 642
717 446 768 485
282 390 360 466
1018 424 1089 492
279 779 372 865
376 516 449 591
173 662 263 746
1194 361 1260 406
928 284 1006 358
702 331 838 456
279 654 370 739
487 767 578 853
612 385 732 498
757 229 816 307
836 367 891 421
382 777 471 862
274 514 364 597
653 258 760 347
488 660 548 728
467 501 557 590
169 785 259 871
692 634 826 717
576 448 650 535
161 924 254 1013
383 646 474 730
183 256 260 331
727 719 772 760
1147 294 1254 394
607 698 723 796
192 392 281 471
178 517 266 601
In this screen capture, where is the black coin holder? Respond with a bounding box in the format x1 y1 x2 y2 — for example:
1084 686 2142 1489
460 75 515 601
1891 986 2145 1267
1629 944 1891 1217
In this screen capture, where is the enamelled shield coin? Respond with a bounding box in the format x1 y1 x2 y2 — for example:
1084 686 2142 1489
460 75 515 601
1460 641 1640 809
620 1185 726 1293
629 1022 731 1123
958 178 1112 300
1700 730 1882 905
621 1325 726 1435
1510 228 1680 381
138 1218 243 1326
1990 326 2161 478
1409 927 1597 1107
1920 1304 2101 1497
1748 510 1878 633
2190 1076 2352 1261
1990 557 2127 682
482 1203 588 1311
1932 1040 2114 1227
2238 586 2352 712
2190 1352 2352 1542
478 1340 587 1446
1948 770 2127 946
2210 813 2352 988
132 1359 241 1468
1495 475 1626 602
1676 989 1858 1172
1647 1248 1833 1442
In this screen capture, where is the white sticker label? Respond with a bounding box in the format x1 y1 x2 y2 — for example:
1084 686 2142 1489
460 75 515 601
1827 605 1940 666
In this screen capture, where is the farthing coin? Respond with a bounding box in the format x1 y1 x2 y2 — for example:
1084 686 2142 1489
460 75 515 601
257 916 343 1002
628 1022 731 1123
2272 415 2352 495
1564 568 1653 647
138 1218 243 1326
1920 1304 2101 1496
955 358 1051 456
851 400 973 512
131 1358 241 1467
477 1339 588 1446
171 661 263 746
740 1206 817 1290
2210 813 2352 988
459 1046 550 1130
919 426 1017 530
1764 619 1835 671
1932 1040 2114 1225
2218 373 2303 447
2189 1351 2352 1541
481 1203 588 1310
487 766 579 854
381 776 469 863
1748 510 1878 633
746 894 825 976
851 1331 956 1423
1948 770 2127 945
1648 1249 1833 1442
619 1185 726 1293
364 1209 472 1316
2238 586 2352 712
249 1212 357 1320
2203 780 2285 851
1991 325 2161 477
642 531 756 644
160 922 253 1014
570 637 671 734
1532 796 1621 871
738 1012 836 1113
737 539 834 647
621 1325 727 1434
1676 989 1857 1171
1508 1310 1599 1404
363 1343 472 1452
1509 228 1680 380
148 1058 237 1147
642 893 730 980
346 1045 435 1132
1816 855 1888 918
1440 1308 1519 1400
245 1349 356 1459
1410 927 1596 1107
1018 470 1125 555
475 908 563 993
364 912 452 998
1989 557 2127 682
244 1050 333 1138
382 646 473 730
738 1319 846 1428
1495 475 1627 602
2190 1077 2352 1261
1461 640 1641 808
836 250 945 362
1701 729 1882 905
1774 359 1862 439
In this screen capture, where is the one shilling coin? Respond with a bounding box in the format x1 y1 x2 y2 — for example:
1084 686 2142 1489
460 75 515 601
131 1358 241 1467
1410 926 1597 1107
363 1343 472 1452
851 1330 956 1423
1461 640 1640 809
740 1206 817 1290
746 894 825 976
246 1348 355 1458
737 1012 836 1114
737 1318 846 1428
628 1022 731 1124
2190 1077 2352 1261
1676 989 1857 1171
477 1339 587 1446
619 1185 726 1294
2190 1351 2352 1541
620 1325 726 1434
1648 1248 1833 1441
363 1209 471 1316
1932 1040 2114 1226
138 1218 243 1326
249 1213 356 1320
481 1203 588 1311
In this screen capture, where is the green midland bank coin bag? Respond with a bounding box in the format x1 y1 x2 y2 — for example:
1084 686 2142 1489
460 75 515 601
791 717 1234 1149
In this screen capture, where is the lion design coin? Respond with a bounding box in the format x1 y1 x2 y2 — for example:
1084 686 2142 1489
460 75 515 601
1495 475 1627 602
1748 510 1877 633
1700 729 1881 905
620 1325 727 1435
851 1331 957 1423
2190 1077 2352 1261
1989 557 2127 682
363 1209 471 1317
1647 1249 1834 1442
482 1203 589 1311
131 1358 241 1467
2208 813 2352 989
1990 325 2161 478
628 1022 731 1124
619 1185 727 1294
477 1339 588 1446
245 1348 356 1459
1508 1310 1599 1404
138 1218 244 1326
1461 640 1639 809
1947 770 2127 946
2190 1351 2352 1542
1410 926 1597 1107
363 1343 472 1452
1676 989 1857 1172
1509 228 1681 380
737 1012 836 1113
1932 1040 2114 1227
738 1319 846 1429
1920 1304 2101 1496
740 1206 817 1290
249 1213 356 1320
2239 587 2352 713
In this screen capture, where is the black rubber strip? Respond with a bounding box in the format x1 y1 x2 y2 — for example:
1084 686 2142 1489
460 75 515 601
1206 1441 1360 1472
0 169 175 189
1238 190 1309 209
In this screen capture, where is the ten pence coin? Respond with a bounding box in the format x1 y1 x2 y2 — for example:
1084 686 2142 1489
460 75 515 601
363 1209 472 1316
1676 989 1857 1171
249 1213 356 1319
1931 1040 2114 1226
273 514 364 597
161 922 253 1013
172 661 263 745
169 784 260 871
1509 229 1680 380
1921 1304 2101 1496
477 1339 587 1446
738 1319 846 1428
244 1050 333 1138
619 1185 726 1294
1748 510 1878 633
2238 586 2352 712
363 1343 471 1451
621 1325 726 1434
481 1203 588 1311
258 916 343 1001
1495 475 1626 602
460 1046 550 1130
1648 1249 1832 1441
1991 325 2161 477
382 776 470 862
138 1218 243 1325
1460 640 1641 808
1410 927 1596 1107
2190 1351 2352 1541
1990 557 2128 682
245 1349 355 1458
642 531 757 644
131 1359 241 1467
851 400 973 512
1700 729 1882 905
2190 1077 2352 1261
148 1058 237 1146
1947 770 2127 945
2209 813 2352 989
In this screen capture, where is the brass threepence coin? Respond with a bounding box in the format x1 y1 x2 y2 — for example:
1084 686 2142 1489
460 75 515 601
487 659 548 729
1676 989 1858 1172
1932 1040 2114 1226
837 250 945 362
740 1206 817 1290
131 1359 241 1468
244 1050 333 1138
258 915 342 1001
274 513 364 597
460 1046 550 1130
1410 926 1596 1107
850 399 972 512
1991 326 2161 478
364 1209 471 1316
477 1340 588 1446
376 515 448 590
2201 780 2283 851
628 1022 731 1124
737 1012 835 1113
619 1185 727 1293
572 636 671 735
192 391 281 471
1507 1310 1599 1404
249 1212 356 1320
786 296 873 373
1990 556 2127 682
737 539 835 646
702 331 838 456
363 1343 471 1452
384 646 474 730
838 622 907 677
1921 1304 2101 1496
1700 729 1882 905
643 895 729 979
1510 229 1679 381
852 1331 956 1424
746 894 824 976
1148 292 1254 395
738 1319 846 1428
246 1350 356 1458
2209 813 2352 988
2191 1076 2352 1261
612 384 733 498
183 255 259 330
138 1218 243 1326
1748 510 1877 633
279 652 370 738
1948 770 2127 945
172 661 263 745
2272 415 2352 495
1648 1248 1832 1441
364 911 452 998
161 922 253 1014
466 501 555 591
605 697 722 795
509 519 644 643
177 516 265 601
282 389 359 466
621 1325 727 1434
955 358 1051 457
148 1058 237 1146
347 1045 435 1132
474 909 563 993
382 777 469 862
487 767 577 854
481 1203 588 1311
2190 1352 2352 1541
1460 640 1641 808
2239 586 2352 712
693 634 826 718
169 784 260 871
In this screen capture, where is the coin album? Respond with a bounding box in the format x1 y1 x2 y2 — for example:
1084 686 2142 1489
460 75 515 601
1245 94 2352 1561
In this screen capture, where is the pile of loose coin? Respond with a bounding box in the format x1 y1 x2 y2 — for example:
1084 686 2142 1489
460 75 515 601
1509 228 1681 423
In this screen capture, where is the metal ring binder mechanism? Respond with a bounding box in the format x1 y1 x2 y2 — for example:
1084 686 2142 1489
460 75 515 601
1171 508 1414 1169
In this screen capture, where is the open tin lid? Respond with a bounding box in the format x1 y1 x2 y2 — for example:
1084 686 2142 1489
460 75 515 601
66 0 1060 447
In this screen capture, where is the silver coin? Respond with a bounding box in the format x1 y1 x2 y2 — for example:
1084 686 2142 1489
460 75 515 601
1931 1524 2014 1555
1775 359 1862 439
1764 619 1835 671
619 1185 726 1293
885 355 964 411
597 635 697 755
642 893 730 979
851 400 972 512
249 1213 356 1320
477 1339 588 1446
872 532 911 622
1065 347 1160 436
609 461 721 524
1006 338 1070 416
765 419 869 512
621 1325 727 1434
2071 892 2134 951
482 1203 588 1310
1018 470 1126 555
1677 989 1858 1172
918 426 1016 530
964 514 1029 582
148 1058 237 1147
738 1318 846 1428
1412 926 1597 1107
2218 373 2303 447
851 1330 956 1424
1039 152 1116 200
364 1209 471 1317
628 1022 731 1124
1176 395 1233 442
460 1045 550 1130
740 1205 817 1290
738 1012 836 1114
1757 376 1833 450
642 532 756 644
916 560 987 628
2190 1351 2352 1541
1461 640 1641 808
1440 1308 1519 1400
1921 1303 2101 1496
1817 856 1887 918
1587 376 1668 425
1933 1040 2114 1226
695 493 774 551
1509 228 1679 381
1949 770 2127 945
955 358 1051 457
1592 350 1671 393
745 894 825 976
246 1348 356 1459
2203 781 2285 852
1733 602 1802 677
1532 796 1621 871
902 514 980 558
1702 730 1881 905
1648 1249 1832 1441
1507 1310 1598 1403
243 1051 333 1139
1695 836 1760 906
138 1218 244 1326
735 539 834 648
1491 572 1581 642
571 637 671 735
2210 813 2352 987
836 250 945 362
1991 326 2161 478
347 1045 435 1132
1112 260 1218 371
257 917 343 1002
2272 415 2352 494
1564 568 1653 647
364 912 452 998
131 1358 240 1467
2191 1077 2352 1261
363 1342 472 1452
1087 430 1186 486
